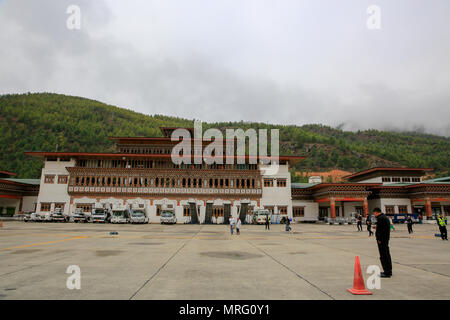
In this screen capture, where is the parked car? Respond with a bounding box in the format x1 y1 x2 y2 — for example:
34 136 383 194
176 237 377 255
160 211 177 224
37 211 52 222
91 207 110 223
72 208 89 223
252 209 270 224
23 211 39 222
130 209 148 224
110 204 130 224
51 208 69 222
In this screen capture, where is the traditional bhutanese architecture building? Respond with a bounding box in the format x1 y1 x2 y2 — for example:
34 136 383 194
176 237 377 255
291 168 450 222
24 128 450 223
25 127 304 223
0 170 40 216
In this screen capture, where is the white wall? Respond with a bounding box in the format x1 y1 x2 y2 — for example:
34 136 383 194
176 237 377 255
22 196 37 212
368 198 412 214
36 158 75 214
260 164 292 217
292 200 318 222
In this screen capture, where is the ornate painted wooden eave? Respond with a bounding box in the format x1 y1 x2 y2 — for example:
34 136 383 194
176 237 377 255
343 167 434 182
24 151 305 164
0 179 39 197
406 184 450 200
310 184 375 200
67 186 263 198
66 167 261 178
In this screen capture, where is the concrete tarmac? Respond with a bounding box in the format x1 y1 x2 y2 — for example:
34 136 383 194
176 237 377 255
0 221 449 300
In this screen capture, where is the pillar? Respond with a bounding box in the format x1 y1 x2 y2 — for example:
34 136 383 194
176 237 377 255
330 198 336 219
19 197 23 212
363 198 369 218
425 198 432 218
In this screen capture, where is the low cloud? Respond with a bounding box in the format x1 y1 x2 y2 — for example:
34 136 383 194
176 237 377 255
0 0 449 136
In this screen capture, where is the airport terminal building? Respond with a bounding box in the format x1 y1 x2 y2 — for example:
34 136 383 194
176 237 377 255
18 127 450 223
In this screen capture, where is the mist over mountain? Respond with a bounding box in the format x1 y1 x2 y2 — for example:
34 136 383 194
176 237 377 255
1 93 448 180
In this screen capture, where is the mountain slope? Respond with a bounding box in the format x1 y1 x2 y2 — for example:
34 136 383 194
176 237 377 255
1 92 448 179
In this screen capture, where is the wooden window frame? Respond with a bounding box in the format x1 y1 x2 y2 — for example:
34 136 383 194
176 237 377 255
264 179 274 187
385 205 395 214
44 175 55 184
76 204 92 213
293 206 305 217
40 203 51 212
58 175 68 184
277 179 287 187
398 206 408 214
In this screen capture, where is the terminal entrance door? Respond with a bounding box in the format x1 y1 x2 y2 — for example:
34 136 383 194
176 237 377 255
189 202 199 224
239 203 248 224
204 203 213 224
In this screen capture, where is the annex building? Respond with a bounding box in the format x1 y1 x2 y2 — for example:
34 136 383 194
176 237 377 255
0 170 40 216
15 127 450 223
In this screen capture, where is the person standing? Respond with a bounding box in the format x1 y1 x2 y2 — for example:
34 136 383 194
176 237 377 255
236 218 241 235
373 207 392 278
265 214 270 230
229 216 235 235
286 217 292 232
389 216 395 231
406 215 413 234
437 213 448 241
366 215 374 237
357 214 363 232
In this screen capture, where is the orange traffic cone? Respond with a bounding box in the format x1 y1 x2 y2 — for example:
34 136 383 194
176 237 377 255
347 256 372 295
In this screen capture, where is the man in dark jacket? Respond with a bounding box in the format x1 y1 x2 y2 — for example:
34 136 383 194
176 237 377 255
406 215 413 234
357 214 363 231
374 207 392 278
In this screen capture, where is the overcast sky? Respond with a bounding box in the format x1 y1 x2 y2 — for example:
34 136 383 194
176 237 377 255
0 0 449 136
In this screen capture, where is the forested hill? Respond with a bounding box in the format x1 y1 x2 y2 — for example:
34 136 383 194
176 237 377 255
1 92 449 180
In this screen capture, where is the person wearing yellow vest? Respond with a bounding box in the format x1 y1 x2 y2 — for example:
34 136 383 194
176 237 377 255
437 213 448 241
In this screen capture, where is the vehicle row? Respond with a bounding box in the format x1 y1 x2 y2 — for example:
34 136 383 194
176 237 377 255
23 203 177 224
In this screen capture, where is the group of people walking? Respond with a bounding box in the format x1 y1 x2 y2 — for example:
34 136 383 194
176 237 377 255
229 214 294 235
229 216 242 235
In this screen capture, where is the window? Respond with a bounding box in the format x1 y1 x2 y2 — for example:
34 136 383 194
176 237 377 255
398 206 408 214
156 205 161 216
402 177 411 183
382 177 391 182
278 206 288 215
54 203 65 211
213 207 224 217
277 179 287 187
264 179 273 187
412 178 420 182
76 204 92 213
293 207 304 217
44 175 55 184
385 206 395 214
58 175 68 184
183 206 191 216
40 203 51 212
392 177 400 182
